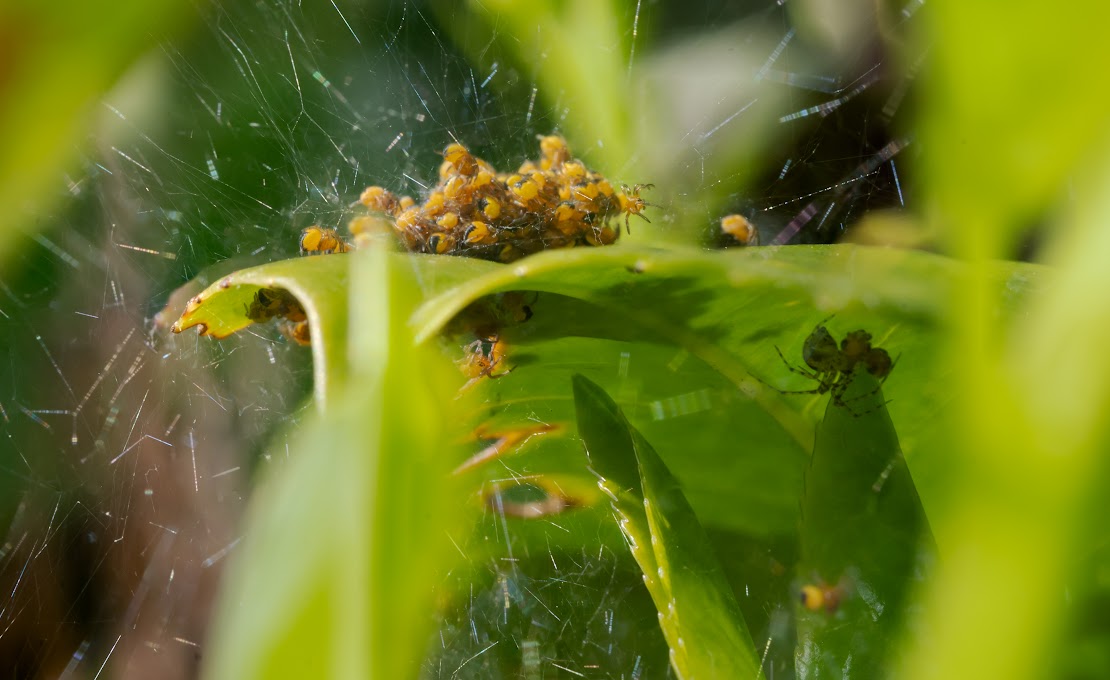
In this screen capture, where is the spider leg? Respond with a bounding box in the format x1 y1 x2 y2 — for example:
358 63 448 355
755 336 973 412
888 352 901 376
841 379 888 406
751 364 831 398
749 363 821 396
455 360 513 397
773 386 828 396
453 423 558 475
839 397 894 418
828 371 855 407
774 346 823 381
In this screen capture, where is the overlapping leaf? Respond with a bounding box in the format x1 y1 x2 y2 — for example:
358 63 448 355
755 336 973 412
173 244 1045 541
573 374 764 679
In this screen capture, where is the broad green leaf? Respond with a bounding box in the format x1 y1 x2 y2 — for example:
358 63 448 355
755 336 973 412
795 371 934 678
173 239 1048 676
573 374 764 680
412 244 1045 540
173 244 1045 543
457 334 808 536
202 245 473 679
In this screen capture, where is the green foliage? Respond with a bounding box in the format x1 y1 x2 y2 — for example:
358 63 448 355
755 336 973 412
203 246 476 679
9 0 1110 677
897 2 1110 678
922 1 1110 255
795 371 933 677
0 0 199 266
573 374 764 679
175 243 1038 677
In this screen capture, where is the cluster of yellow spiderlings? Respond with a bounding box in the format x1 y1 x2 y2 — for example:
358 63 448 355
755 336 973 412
300 135 651 263
245 287 312 345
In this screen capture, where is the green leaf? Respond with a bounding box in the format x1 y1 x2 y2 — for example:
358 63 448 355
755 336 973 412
412 244 1045 540
573 374 764 680
0 0 200 265
923 1 1110 256
456 0 632 168
171 244 1045 544
175 239 1046 675
172 254 351 410
794 371 934 678
201 245 474 680
170 252 501 409
899 3 1110 678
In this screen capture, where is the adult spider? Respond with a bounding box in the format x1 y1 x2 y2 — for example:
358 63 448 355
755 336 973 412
764 319 896 414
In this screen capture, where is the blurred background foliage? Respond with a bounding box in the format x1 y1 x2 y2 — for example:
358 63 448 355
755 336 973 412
2 0 1110 678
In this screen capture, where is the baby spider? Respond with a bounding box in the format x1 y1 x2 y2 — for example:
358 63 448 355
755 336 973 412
245 288 312 346
763 319 896 414
720 213 759 246
246 287 305 325
617 183 655 233
278 319 311 346
456 333 513 394
299 226 351 254
800 582 845 614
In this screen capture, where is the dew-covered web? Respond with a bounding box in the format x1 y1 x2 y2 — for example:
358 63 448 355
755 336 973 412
0 1 920 677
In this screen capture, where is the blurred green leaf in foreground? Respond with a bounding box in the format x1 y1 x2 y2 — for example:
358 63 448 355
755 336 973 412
0 0 200 265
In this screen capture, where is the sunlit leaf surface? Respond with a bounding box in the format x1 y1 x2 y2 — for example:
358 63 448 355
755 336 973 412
410 244 1045 541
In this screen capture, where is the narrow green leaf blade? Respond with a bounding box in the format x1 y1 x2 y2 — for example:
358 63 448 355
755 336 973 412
573 374 764 680
573 374 659 595
202 245 472 680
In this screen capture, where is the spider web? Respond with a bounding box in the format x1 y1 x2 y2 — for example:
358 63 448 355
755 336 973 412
0 1 918 677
